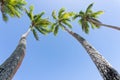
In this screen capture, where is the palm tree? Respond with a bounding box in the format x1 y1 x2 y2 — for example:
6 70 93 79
0 6 51 80
0 0 26 21
51 8 120 80
73 3 120 33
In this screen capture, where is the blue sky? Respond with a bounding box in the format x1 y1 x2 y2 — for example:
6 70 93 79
0 0 120 80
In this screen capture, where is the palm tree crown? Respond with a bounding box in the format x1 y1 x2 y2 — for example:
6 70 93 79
0 0 26 21
73 3 104 33
25 6 51 40
51 8 75 35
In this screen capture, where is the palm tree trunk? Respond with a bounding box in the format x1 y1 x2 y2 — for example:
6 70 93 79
88 18 120 31
0 37 26 80
99 23 120 31
64 27 120 80
0 28 31 80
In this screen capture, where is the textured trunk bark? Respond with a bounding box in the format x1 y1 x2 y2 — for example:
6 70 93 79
0 28 30 80
65 27 120 80
0 37 26 80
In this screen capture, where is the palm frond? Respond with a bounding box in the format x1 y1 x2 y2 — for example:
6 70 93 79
32 29 39 40
91 11 104 18
85 3 94 14
7 4 21 17
25 5 34 20
83 21 89 34
58 8 65 18
62 21 72 29
73 14 79 20
52 11 57 19
34 19 51 27
39 12 45 18
1 0 26 21
54 25 59 36
51 23 57 31
80 19 89 34
35 27 47 35
61 12 75 19
79 11 85 17
59 23 65 30
33 12 45 23
89 22 96 29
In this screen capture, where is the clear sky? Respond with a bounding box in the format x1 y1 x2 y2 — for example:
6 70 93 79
0 0 120 80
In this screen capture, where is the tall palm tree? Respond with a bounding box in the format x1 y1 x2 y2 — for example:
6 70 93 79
0 6 51 80
73 3 120 33
0 0 26 21
51 8 120 80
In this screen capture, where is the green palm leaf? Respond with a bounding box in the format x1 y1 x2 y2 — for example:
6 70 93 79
73 11 84 20
33 12 45 24
58 8 65 18
79 11 85 17
62 21 72 29
32 29 39 40
51 23 58 31
79 19 89 34
34 19 50 27
52 11 57 19
91 11 104 18
54 25 59 36
7 4 21 17
85 3 94 14
37 12 45 18
72 14 79 20
35 27 47 35
82 20 89 34
89 22 96 29
25 5 34 20
61 12 75 19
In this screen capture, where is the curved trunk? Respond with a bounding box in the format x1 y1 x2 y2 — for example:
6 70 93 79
0 28 30 80
64 27 120 80
88 18 120 31
0 37 26 80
